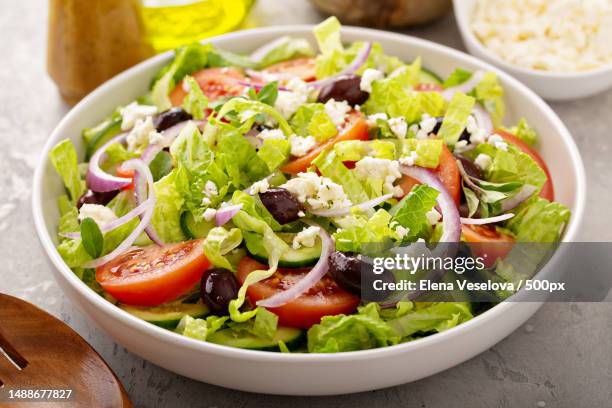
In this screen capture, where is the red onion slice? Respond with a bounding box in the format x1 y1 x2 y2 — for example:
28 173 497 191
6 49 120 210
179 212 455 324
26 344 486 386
399 166 461 243
472 103 493 138
442 70 484 100
500 184 538 212
128 159 163 246
86 133 132 192
308 42 372 89
256 221 332 308
461 213 514 225
309 193 394 218
215 204 243 227
83 159 156 268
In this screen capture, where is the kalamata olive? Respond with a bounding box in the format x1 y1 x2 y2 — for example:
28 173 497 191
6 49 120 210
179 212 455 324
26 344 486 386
77 189 119 209
328 251 394 301
431 116 471 142
259 188 302 224
201 268 239 315
317 74 369 106
455 155 483 180
153 107 193 132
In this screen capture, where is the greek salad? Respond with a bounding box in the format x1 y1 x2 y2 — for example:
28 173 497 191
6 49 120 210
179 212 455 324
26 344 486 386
50 18 570 353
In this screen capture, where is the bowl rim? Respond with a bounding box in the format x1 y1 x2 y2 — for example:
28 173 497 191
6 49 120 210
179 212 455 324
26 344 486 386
452 0 612 79
33 24 586 362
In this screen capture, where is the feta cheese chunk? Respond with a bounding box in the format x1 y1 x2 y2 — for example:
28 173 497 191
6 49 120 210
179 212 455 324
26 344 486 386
204 181 218 197
474 153 493 171
275 91 307 119
289 135 316 157
388 117 407 139
203 208 217 221
257 128 285 141
354 157 404 197
292 226 321 250
488 134 508 151
281 172 352 210
120 102 158 131
395 225 409 239
399 151 419 167
324 99 351 126
126 116 157 152
78 204 117 227
360 68 384 93
250 178 270 195
426 209 441 226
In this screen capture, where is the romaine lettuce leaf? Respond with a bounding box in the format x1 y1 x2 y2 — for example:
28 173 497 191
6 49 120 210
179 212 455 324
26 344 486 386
333 140 396 161
386 302 473 338
437 92 475 147
473 72 505 128
289 103 337 142
203 227 243 271
312 150 371 205
151 170 186 243
506 197 570 242
257 36 314 68
502 118 538 147
49 139 84 205
333 209 399 252
181 76 209 119
257 138 291 172
390 184 439 241
398 139 443 168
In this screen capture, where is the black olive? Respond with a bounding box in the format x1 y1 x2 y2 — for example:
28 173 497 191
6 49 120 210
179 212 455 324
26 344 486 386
153 108 193 132
317 74 369 106
455 155 483 180
77 189 119 209
328 251 394 302
201 268 239 315
259 188 302 225
431 116 471 142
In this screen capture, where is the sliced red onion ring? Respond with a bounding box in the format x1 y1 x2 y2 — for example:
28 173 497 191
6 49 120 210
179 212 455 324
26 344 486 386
86 133 132 192
399 165 461 243
256 221 332 308
308 42 372 89
249 37 292 63
215 204 243 227
472 103 493 138
83 159 156 268
500 184 538 212
128 158 163 246
60 201 150 239
309 193 394 218
442 70 484 100
140 120 190 164
461 213 514 225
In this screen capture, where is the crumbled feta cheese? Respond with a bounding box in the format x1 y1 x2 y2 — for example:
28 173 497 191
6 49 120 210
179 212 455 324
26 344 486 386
257 128 285 141
289 135 316 157
203 208 217 221
488 134 508 151
204 181 218 197
419 114 438 135
474 153 493 171
395 225 409 239
324 99 351 126
250 178 270 195
78 204 117 227
275 91 307 119
472 0 612 72
466 115 479 135
354 157 404 197
388 117 407 139
360 68 384 93
281 172 352 210
298 210 305 217
120 102 158 131
126 116 157 152
399 151 419 167
201 197 211 206
366 112 389 128
286 77 311 96
454 140 469 153
292 226 321 250
426 209 441 226
148 131 165 146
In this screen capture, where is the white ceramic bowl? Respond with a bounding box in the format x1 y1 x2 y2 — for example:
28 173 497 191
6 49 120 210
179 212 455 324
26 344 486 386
454 0 612 101
33 25 586 396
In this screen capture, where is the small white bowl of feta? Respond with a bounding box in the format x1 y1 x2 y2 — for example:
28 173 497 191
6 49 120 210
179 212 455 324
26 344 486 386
454 0 612 101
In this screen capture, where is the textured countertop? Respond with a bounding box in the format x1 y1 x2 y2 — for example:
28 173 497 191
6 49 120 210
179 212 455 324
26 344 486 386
1 1 610 407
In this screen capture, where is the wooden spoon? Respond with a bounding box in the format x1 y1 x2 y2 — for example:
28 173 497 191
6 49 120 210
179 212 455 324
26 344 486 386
0 293 132 407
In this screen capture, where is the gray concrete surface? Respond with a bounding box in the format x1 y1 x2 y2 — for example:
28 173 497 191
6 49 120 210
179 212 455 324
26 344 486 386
1 1 610 407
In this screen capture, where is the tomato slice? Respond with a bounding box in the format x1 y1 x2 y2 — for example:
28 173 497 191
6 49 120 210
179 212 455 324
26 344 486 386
169 67 247 107
281 111 369 174
96 240 210 306
462 225 514 268
495 129 555 201
115 166 135 191
263 57 317 82
397 144 461 204
237 257 360 329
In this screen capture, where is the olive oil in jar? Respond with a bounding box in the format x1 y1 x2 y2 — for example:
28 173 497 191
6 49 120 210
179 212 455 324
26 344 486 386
141 0 254 52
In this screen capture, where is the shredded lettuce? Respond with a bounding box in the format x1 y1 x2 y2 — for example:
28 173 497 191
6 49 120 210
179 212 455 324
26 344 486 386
178 315 228 341
181 76 209 119
506 197 570 242
257 138 291 172
443 68 473 88
151 170 186 243
333 140 396 161
49 139 84 205
312 150 371 205
289 103 337 142
502 118 538 147
314 16 343 56
473 72 505 128
333 209 399 252
399 139 443 168
203 227 243 271
386 302 473 338
390 184 439 241
437 92 475 147
257 36 314 68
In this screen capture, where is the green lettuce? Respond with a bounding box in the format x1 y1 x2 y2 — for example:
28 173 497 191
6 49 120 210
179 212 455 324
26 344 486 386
178 315 228 341
151 170 186 243
203 227 243 271
386 302 473 338
506 198 570 242
181 76 209 119
437 92 475 147
312 150 371 205
257 36 314 68
333 140 396 161
257 138 291 172
399 139 443 168
289 103 337 142
390 184 439 241
49 139 84 205
473 72 505 128
502 118 538 147
333 209 399 252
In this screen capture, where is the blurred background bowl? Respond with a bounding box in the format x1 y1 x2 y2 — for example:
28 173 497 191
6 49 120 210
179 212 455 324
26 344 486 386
310 0 451 28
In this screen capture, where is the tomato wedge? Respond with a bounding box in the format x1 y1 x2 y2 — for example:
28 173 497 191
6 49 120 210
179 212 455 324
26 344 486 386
263 57 317 82
495 129 554 201
237 257 359 329
169 67 247 107
115 166 135 191
281 111 369 174
462 225 514 268
397 144 461 204
96 240 210 306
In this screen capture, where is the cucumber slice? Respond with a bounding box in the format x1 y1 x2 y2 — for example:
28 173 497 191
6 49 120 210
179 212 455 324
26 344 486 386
180 211 214 239
120 302 208 330
83 115 122 160
246 232 322 268
207 327 304 351
419 68 443 85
